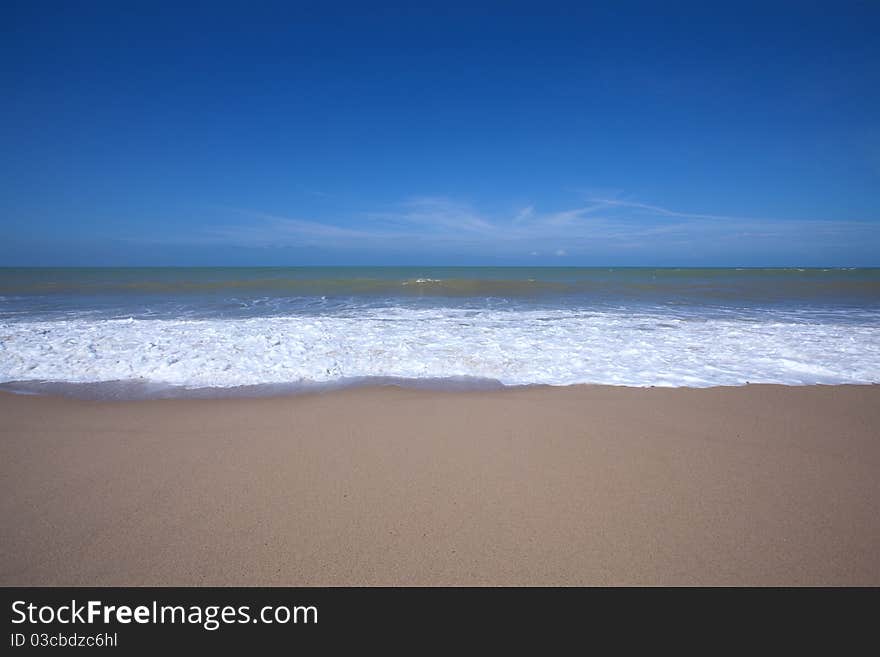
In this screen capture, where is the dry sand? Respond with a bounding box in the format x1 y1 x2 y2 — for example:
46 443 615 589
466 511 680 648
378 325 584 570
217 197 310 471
1 385 878 586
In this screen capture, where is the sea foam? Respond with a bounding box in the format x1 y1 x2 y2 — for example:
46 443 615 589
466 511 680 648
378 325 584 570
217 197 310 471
1 307 878 389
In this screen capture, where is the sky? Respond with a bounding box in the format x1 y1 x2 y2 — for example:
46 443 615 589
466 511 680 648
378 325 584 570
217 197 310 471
2 1 879 266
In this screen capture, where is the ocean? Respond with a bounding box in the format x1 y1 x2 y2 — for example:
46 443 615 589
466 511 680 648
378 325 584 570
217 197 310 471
1 267 878 397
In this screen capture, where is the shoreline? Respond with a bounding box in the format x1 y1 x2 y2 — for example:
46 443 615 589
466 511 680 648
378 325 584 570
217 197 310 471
2 384 879 585
1 379 877 402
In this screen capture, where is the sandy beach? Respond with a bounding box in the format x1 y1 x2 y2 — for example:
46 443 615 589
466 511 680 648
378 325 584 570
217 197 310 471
1 384 878 586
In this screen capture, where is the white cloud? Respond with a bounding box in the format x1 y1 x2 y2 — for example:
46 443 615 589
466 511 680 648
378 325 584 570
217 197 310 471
515 206 535 223
366 196 495 234
185 196 879 257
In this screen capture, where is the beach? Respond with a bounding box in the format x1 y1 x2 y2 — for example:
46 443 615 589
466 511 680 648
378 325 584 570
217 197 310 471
2 384 878 586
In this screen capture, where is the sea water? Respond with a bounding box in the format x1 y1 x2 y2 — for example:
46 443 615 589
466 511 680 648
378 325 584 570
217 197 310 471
1 267 878 397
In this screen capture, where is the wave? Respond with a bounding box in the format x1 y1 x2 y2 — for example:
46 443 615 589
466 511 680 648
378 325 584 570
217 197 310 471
2 308 878 390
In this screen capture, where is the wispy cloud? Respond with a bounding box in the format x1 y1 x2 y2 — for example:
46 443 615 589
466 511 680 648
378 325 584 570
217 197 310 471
364 196 496 234
184 194 879 258
204 210 386 246
581 197 745 222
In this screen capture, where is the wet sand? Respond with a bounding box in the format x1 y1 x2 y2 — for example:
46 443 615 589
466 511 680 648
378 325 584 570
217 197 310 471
1 384 878 585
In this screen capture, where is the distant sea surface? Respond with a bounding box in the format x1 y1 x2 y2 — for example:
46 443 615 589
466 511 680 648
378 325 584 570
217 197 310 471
1 267 878 397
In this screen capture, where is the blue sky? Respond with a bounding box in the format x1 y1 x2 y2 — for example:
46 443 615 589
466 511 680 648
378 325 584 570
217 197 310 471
2 1 879 266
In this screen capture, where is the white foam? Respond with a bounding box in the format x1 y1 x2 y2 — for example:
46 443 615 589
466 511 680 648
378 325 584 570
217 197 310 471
1 308 878 388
